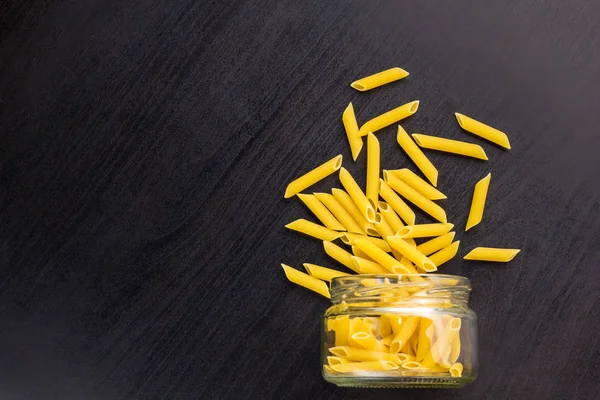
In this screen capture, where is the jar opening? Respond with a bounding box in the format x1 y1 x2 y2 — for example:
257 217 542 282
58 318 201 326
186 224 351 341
330 274 471 305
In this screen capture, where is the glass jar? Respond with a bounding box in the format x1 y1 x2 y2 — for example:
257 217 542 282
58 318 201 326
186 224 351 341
322 274 477 388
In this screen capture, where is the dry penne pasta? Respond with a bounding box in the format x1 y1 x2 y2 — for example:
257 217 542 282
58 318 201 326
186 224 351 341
397 223 454 239
303 263 350 282
350 67 409 91
397 125 438 186
373 213 395 239
332 189 379 236
416 317 435 361
333 315 350 346
354 239 402 272
351 246 375 261
387 236 436 272
390 316 420 353
358 101 420 137
281 264 331 298
422 318 461 368
385 168 446 200
330 346 401 363
285 219 344 241
297 194 345 231
378 201 404 232
416 232 456 256
450 362 464 377
386 174 447 223
463 247 521 262
330 360 399 373
284 155 343 198
455 113 511 149
340 232 391 252
466 173 491 231
351 256 390 274
314 192 365 234
366 132 381 204
412 134 488 161
350 332 386 351
342 103 364 160
339 167 376 222
327 356 351 365
429 241 460 267
323 241 361 273
379 179 416 225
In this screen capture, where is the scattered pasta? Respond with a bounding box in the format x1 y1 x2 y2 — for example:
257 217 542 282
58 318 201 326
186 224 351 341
463 247 521 262
351 67 409 91
284 155 343 198
342 103 364 160
466 173 491 231
412 134 488 161
359 101 420 137
455 113 511 149
397 125 438 186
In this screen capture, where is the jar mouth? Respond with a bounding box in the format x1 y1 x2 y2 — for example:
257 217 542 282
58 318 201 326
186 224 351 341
330 274 471 305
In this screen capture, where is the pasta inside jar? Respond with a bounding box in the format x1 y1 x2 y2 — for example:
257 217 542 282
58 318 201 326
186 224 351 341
322 274 477 388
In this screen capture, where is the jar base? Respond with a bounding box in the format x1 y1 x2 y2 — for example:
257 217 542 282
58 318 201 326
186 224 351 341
323 374 474 388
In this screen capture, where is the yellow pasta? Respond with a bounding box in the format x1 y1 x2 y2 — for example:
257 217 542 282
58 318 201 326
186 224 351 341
340 232 391 252
297 194 345 231
381 334 395 347
303 263 349 282
397 125 438 186
398 353 416 363
331 189 378 236
351 256 390 274
466 173 491 231
422 318 461 368
285 219 343 241
366 132 381 205
323 241 360 273
342 103 364 160
378 315 393 337
450 334 461 364
386 174 447 223
378 201 404 232
463 247 521 262
358 101 420 137
387 236 436 272
449 362 464 377
429 241 460 268
373 213 395 239
281 264 331 298
387 315 403 334
330 346 400 363
314 192 365 234
455 112 511 149
351 246 375 262
354 239 402 272
350 67 409 91
416 317 435 361
386 169 446 200
397 223 454 239
390 316 420 354
350 332 386 351
327 356 351 365
284 155 343 198
412 134 488 161
339 167 376 222
378 179 416 225
330 360 399 373
334 315 350 346
416 232 456 256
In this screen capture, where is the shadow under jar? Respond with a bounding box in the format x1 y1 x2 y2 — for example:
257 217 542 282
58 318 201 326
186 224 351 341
322 274 477 388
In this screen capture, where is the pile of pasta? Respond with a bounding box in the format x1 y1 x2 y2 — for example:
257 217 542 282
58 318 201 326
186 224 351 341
281 67 521 377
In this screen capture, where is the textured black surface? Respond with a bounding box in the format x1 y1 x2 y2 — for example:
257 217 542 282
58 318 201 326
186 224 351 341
2 1 600 399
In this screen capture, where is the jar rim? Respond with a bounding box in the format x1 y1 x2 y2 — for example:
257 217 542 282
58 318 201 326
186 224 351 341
331 273 470 286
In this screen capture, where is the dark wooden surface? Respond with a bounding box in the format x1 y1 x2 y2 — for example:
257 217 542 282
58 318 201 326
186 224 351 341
2 1 600 399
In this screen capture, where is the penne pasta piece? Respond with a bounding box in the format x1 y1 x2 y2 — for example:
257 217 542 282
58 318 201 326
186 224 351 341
354 239 402 273
386 169 446 200
297 194 345 231
412 134 488 161
281 264 331 298
416 232 456 256
466 173 491 231
327 356 351 365
397 125 438 186
359 101 420 137
334 315 350 346
350 67 410 91
352 245 376 262
378 201 404 232
455 113 511 149
350 332 386 351
341 232 391 252
429 241 460 268
323 365 334 373
339 168 376 222
373 213 395 239
330 346 400 363
323 241 361 273
416 317 435 361
410 329 419 355
379 179 416 225
342 103 364 160
382 334 395 347
450 362 464 377
386 174 447 223
331 360 399 373
378 315 393 337
351 256 390 274
387 315 403 334
387 236 437 272
303 263 350 282
397 223 454 239
390 316 420 354
366 133 381 205
314 192 365 234
463 247 521 262
400 340 414 356
284 155 343 198
422 318 461 368
285 219 344 241
450 334 461 364
332 189 378 236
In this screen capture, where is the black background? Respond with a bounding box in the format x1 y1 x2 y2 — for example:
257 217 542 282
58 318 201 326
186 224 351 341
2 1 600 399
